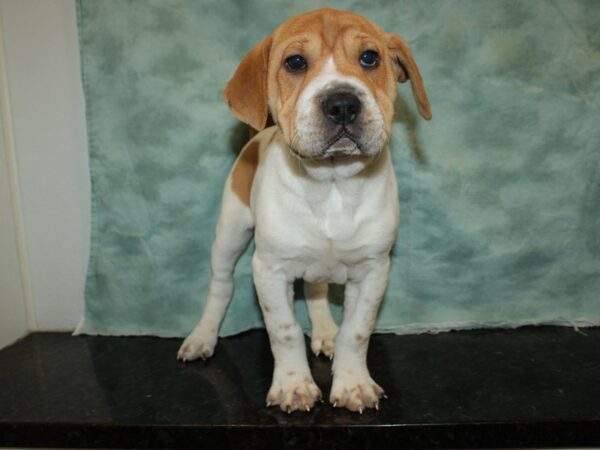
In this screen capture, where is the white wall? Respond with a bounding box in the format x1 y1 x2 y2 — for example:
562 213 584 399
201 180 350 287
0 0 89 332
0 30 28 347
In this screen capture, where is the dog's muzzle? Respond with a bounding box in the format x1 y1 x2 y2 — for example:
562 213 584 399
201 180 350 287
317 91 365 157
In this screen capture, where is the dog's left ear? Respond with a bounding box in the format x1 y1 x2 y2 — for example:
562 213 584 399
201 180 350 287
385 33 432 120
224 37 272 131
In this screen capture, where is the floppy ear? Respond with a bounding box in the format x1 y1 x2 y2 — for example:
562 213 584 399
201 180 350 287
385 33 432 120
224 37 272 131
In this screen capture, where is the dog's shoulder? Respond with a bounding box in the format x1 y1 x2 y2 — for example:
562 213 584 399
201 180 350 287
230 126 278 206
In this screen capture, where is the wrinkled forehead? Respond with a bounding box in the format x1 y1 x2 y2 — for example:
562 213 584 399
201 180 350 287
271 10 384 56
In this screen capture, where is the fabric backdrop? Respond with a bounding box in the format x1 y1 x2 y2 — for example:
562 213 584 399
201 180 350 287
77 0 600 337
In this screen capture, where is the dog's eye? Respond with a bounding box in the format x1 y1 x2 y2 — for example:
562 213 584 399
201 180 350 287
284 54 307 72
359 50 379 68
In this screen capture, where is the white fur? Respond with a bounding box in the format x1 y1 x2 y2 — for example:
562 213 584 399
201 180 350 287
178 58 400 413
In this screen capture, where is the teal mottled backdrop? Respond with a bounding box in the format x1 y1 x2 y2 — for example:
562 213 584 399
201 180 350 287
77 0 600 337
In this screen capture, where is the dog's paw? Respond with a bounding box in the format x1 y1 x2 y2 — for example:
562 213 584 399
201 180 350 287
266 371 322 413
310 322 338 359
311 334 335 359
177 329 217 362
330 370 385 413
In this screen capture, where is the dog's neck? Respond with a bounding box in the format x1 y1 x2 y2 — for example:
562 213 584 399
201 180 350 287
299 154 378 181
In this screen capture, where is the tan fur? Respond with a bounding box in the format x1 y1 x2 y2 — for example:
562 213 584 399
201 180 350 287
224 37 272 131
385 33 432 120
231 139 259 206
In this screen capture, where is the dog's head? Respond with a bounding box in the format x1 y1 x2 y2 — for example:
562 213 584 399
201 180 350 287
225 8 431 168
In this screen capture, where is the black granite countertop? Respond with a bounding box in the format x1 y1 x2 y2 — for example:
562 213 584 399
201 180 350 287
1 326 599 449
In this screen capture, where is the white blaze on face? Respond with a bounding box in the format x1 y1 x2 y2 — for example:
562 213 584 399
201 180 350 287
294 57 387 158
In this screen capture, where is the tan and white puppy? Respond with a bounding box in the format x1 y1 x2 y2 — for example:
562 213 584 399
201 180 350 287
178 8 431 413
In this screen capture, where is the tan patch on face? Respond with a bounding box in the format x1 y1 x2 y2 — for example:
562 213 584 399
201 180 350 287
231 139 259 206
284 335 292 342
355 333 364 341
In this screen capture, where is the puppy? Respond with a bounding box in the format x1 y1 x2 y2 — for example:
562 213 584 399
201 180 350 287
178 7 431 413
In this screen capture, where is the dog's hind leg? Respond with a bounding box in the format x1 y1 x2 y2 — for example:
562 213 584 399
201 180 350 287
177 183 254 362
305 281 338 359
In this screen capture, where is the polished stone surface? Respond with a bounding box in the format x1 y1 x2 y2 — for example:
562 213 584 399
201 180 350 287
1 327 600 448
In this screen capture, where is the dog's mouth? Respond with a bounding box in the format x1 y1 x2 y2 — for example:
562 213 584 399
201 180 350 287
287 128 366 161
320 128 363 157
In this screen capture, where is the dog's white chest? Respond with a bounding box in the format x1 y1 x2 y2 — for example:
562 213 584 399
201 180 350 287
253 147 398 284
297 184 356 283
320 183 354 241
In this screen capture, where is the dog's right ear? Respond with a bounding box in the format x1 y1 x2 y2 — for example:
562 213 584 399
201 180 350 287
224 37 272 132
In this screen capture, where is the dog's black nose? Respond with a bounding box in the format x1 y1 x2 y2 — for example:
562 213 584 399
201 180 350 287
322 92 361 125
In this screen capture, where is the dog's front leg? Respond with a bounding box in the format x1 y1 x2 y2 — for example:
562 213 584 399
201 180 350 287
330 258 390 412
253 256 322 413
